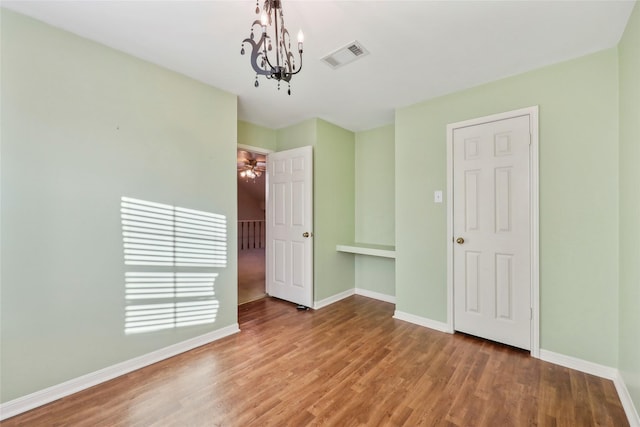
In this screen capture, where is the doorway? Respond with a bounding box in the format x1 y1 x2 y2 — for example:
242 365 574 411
237 147 269 305
446 106 539 355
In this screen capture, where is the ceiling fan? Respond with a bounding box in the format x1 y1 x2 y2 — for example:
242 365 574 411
237 150 266 181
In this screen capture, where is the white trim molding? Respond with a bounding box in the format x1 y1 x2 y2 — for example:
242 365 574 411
236 143 274 155
313 288 355 310
313 288 395 310
336 243 396 259
446 106 540 357
0 324 240 421
539 349 617 379
539 349 640 427
393 310 453 334
614 371 640 427
355 288 396 304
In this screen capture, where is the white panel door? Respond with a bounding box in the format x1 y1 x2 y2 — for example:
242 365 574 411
266 146 313 308
453 115 531 350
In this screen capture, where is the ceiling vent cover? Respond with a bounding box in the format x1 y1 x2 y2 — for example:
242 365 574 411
321 40 369 69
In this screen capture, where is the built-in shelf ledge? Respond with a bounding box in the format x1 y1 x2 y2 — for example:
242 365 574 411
336 243 396 259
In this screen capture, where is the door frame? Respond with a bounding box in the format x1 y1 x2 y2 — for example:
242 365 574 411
237 144 273 156
445 106 540 357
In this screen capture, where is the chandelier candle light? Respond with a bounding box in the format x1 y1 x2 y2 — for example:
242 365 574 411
241 0 304 95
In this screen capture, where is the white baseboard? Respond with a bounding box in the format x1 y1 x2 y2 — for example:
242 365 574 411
614 371 640 427
313 288 396 310
355 288 396 304
313 289 355 309
0 324 240 421
393 310 453 333
539 350 639 427
538 349 617 379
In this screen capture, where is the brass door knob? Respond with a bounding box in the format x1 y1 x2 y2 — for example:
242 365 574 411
456 237 465 244
303 232 310 238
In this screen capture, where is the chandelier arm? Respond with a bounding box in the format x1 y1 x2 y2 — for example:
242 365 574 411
262 40 277 74
288 48 303 76
281 50 302 81
280 28 291 69
295 52 303 74
244 36 275 76
273 6 281 69
279 25 303 77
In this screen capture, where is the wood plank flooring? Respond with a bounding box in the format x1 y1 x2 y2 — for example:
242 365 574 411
2 296 628 426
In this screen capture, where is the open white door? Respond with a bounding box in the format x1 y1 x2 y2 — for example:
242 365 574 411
266 146 313 308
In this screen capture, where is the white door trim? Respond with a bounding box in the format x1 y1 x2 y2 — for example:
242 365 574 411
446 106 540 358
237 144 274 156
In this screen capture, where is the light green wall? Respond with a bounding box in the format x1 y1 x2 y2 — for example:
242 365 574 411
0 10 238 402
315 119 356 300
238 120 277 151
396 49 620 367
355 125 395 245
275 119 317 151
355 257 395 297
618 2 640 411
354 125 395 296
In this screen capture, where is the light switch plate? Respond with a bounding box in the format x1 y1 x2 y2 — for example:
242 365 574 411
434 190 443 203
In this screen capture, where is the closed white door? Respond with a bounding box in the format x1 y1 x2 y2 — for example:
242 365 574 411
266 146 313 308
453 115 531 350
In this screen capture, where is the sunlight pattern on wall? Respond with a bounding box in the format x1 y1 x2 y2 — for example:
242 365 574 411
121 197 227 267
125 272 220 334
120 197 226 335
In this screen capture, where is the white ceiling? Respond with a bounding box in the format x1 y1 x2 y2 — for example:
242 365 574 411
2 0 635 132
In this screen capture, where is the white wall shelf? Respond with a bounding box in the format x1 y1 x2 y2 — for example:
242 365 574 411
336 243 396 259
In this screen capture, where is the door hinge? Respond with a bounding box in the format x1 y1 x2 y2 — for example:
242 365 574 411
530 307 533 320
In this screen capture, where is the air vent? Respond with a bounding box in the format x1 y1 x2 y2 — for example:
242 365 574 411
348 44 364 56
321 40 369 69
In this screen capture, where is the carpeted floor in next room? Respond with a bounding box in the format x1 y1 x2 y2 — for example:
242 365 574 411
238 248 266 305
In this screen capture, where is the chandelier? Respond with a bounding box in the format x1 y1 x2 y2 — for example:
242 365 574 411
240 0 304 95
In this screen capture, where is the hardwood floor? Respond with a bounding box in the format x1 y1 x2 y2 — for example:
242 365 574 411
2 296 628 426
